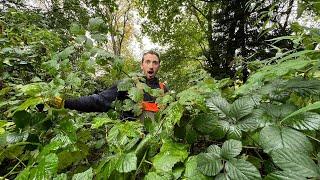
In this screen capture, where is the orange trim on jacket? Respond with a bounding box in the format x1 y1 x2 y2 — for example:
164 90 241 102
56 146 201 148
141 82 165 112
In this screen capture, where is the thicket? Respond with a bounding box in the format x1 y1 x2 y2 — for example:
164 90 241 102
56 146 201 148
1 0 320 180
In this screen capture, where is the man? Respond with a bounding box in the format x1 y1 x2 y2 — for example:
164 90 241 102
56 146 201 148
52 50 167 120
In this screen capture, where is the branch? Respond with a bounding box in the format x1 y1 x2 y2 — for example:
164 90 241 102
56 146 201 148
187 0 207 19
282 0 294 31
199 0 218 2
118 1 133 56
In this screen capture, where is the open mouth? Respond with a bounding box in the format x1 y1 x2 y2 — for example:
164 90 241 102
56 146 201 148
147 70 154 75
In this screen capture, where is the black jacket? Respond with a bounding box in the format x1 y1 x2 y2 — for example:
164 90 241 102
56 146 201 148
64 77 167 113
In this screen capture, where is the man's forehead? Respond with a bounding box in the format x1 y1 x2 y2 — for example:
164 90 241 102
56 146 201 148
143 54 159 61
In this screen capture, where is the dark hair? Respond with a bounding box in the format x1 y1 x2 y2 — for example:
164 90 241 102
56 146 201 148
141 50 160 63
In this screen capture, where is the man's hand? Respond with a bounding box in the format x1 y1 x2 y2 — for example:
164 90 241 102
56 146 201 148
50 96 64 109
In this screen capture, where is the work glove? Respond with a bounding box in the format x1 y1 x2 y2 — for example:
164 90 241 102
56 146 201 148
50 96 64 109
36 96 64 112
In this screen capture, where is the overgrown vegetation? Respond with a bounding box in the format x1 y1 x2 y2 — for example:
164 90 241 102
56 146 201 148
1 0 320 179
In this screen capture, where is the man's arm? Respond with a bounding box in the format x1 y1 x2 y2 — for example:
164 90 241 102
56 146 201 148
64 84 119 112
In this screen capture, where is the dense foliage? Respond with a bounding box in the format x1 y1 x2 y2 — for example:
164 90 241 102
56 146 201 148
1 0 320 180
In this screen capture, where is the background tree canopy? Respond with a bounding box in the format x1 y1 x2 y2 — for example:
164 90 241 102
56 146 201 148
1 0 320 179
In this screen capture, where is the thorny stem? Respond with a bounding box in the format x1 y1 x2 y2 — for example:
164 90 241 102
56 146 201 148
134 150 148 179
3 160 21 178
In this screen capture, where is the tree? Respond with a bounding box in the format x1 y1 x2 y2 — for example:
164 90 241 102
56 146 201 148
138 0 297 80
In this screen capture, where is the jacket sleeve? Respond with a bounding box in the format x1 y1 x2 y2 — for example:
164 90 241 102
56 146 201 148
64 84 119 112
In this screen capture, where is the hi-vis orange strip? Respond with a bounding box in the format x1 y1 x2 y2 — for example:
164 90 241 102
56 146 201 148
142 102 159 112
141 82 165 112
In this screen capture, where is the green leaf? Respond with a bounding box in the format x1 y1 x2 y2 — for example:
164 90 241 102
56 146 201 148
42 58 59 75
236 59 312 95
197 153 223 176
265 171 307 180
53 173 67 180
282 101 320 120
13 97 43 114
152 140 189 172
207 145 221 157
193 113 225 139
70 23 85 35
285 78 320 95
135 134 155 156
263 103 296 121
66 72 82 88
38 141 65 158
271 148 320 178
259 126 313 153
164 102 184 127
88 17 105 32
183 156 210 180
122 99 135 111
113 57 125 72
85 38 94 49
185 123 197 144
229 96 256 120
236 116 263 132
274 50 315 62
75 35 86 44
59 46 75 60
239 109 264 129
117 79 134 91
72 168 93 180
144 172 173 180
173 167 184 180
92 117 114 129
157 94 175 107
57 150 88 170
226 124 242 140
17 83 45 96
29 153 59 179
13 110 32 129
116 152 137 173
177 88 204 106
220 139 242 160
95 155 118 179
15 167 31 180
225 159 261 180
215 173 230 180
206 95 230 118
128 87 144 102
282 112 320 130
6 131 28 144
91 33 107 43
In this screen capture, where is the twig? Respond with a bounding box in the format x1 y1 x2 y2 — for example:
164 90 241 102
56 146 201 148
15 156 26 168
3 160 21 178
134 150 148 178
144 160 152 165
242 145 260 149
306 134 320 143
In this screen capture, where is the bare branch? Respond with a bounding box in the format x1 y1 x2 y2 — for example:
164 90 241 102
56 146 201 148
186 0 207 19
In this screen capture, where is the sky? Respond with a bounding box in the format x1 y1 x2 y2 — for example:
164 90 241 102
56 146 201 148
22 0 161 61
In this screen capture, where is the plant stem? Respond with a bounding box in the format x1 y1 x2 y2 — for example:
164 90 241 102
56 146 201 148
3 160 21 178
144 160 152 165
134 150 148 179
242 145 260 149
15 156 26 167
306 134 320 143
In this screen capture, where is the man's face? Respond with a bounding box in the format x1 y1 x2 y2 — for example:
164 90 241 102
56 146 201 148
141 53 160 79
